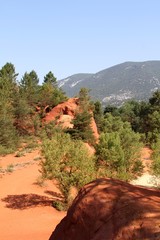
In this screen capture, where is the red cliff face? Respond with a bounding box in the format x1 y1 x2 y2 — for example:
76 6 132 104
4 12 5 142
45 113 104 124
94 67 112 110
44 98 99 141
49 178 160 240
44 98 79 122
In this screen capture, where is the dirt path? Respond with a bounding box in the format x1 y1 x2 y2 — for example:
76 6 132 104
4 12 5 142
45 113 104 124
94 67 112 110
0 150 66 240
131 147 160 187
140 147 152 173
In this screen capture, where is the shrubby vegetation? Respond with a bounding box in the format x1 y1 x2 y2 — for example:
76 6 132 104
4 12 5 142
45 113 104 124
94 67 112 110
40 88 145 208
107 91 160 145
41 132 96 208
102 91 160 177
1 61 160 209
95 114 143 180
150 140 160 176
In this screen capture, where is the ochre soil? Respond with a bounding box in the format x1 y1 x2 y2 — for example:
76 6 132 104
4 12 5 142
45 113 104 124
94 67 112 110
0 149 66 240
0 147 153 240
140 147 152 173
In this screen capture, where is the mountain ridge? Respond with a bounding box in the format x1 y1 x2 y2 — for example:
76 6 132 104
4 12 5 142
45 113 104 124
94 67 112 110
58 61 160 106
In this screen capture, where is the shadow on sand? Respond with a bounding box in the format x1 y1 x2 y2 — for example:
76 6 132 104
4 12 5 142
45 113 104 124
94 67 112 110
1 191 63 210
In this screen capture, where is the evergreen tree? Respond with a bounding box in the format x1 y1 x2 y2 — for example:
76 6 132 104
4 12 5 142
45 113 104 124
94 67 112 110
13 90 33 135
67 88 95 144
20 70 39 105
144 90 160 143
69 110 94 143
43 71 57 85
151 139 160 176
149 90 160 109
104 105 118 115
0 62 18 84
96 132 125 172
93 101 104 132
38 76 67 117
0 63 19 151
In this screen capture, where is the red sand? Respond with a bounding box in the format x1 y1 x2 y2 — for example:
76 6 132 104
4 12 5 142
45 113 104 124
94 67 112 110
140 147 152 172
0 147 153 239
0 151 66 240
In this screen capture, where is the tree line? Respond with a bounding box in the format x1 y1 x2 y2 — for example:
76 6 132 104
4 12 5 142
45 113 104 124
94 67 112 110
0 62 67 153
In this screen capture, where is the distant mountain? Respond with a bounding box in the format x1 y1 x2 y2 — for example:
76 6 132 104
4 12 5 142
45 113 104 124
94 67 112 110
58 61 160 106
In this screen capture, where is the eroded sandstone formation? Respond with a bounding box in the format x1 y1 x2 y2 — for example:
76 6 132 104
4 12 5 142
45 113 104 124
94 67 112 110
44 98 99 140
49 178 160 240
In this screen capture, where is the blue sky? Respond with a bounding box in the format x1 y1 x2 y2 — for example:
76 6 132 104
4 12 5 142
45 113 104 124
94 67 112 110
1 0 160 82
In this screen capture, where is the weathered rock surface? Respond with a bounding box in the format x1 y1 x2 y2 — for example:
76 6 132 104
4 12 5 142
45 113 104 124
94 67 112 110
45 98 79 123
49 178 160 240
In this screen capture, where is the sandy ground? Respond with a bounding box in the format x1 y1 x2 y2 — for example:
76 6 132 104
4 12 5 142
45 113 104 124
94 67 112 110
0 149 66 240
0 146 159 240
131 147 160 187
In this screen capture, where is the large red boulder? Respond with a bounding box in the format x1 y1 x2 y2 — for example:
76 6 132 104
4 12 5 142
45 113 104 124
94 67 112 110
49 178 160 240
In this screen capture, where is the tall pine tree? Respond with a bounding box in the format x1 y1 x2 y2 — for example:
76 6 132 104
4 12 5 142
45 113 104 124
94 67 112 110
67 88 95 144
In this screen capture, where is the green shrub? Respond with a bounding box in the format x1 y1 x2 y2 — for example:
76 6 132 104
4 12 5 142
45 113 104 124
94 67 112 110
52 201 66 211
151 140 160 176
146 130 160 145
0 145 15 156
41 132 96 207
96 132 125 171
66 88 96 145
67 110 96 145
40 121 63 140
95 122 143 180
0 118 19 151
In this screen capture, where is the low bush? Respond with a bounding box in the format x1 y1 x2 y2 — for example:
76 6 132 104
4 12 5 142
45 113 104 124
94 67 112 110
151 140 160 176
0 145 15 156
95 115 143 181
41 132 96 208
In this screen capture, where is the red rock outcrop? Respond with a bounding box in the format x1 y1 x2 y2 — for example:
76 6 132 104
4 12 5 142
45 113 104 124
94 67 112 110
44 98 79 123
49 178 160 240
44 98 99 141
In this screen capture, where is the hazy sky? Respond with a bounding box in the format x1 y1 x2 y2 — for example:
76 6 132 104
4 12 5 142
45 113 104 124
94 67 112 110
1 0 160 82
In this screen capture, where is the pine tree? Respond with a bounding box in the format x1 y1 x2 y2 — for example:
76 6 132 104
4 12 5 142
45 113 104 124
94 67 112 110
43 71 57 85
0 63 19 151
20 70 39 105
67 88 95 144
